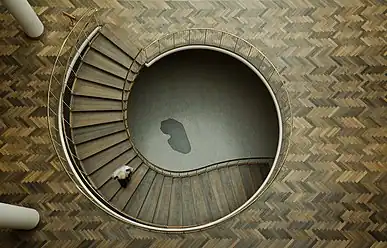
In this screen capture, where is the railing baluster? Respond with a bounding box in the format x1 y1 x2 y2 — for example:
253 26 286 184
219 32 224 47
234 38 238 52
173 33 176 48
204 29 207 44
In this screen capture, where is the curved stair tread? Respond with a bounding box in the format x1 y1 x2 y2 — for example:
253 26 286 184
99 179 122 201
73 79 123 100
82 48 128 79
110 158 146 210
76 64 127 90
219 167 240 211
81 141 130 174
71 95 122 112
91 34 133 69
181 176 196 225
239 165 256 199
138 173 164 222
153 176 172 225
100 24 141 62
191 175 211 224
208 169 230 216
123 168 156 215
200 172 222 220
76 130 127 160
227 166 248 206
71 111 122 127
72 121 125 144
168 177 183 226
89 149 137 188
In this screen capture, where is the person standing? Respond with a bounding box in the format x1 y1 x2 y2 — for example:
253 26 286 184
112 165 134 188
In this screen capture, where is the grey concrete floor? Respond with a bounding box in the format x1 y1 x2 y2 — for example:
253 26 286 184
127 49 279 171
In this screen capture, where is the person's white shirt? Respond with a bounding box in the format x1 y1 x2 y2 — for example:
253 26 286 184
112 165 134 180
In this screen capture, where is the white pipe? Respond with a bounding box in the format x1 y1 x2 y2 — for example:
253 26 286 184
0 203 40 230
2 0 44 38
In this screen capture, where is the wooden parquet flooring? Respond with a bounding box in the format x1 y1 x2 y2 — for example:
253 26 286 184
0 0 386 247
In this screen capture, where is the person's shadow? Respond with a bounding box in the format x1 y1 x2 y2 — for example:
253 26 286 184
160 118 191 154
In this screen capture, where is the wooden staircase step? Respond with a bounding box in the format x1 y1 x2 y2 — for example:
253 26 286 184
73 121 125 144
81 141 130 174
181 177 196 225
76 131 127 160
71 96 122 112
124 169 156 216
153 176 172 225
91 34 133 69
168 178 182 226
239 165 256 198
89 149 137 188
71 111 122 127
228 166 248 206
100 24 140 61
138 174 164 222
73 79 122 100
219 167 240 211
82 48 128 79
99 179 121 201
208 169 230 216
200 172 222 220
191 175 211 224
77 63 126 90
112 163 148 210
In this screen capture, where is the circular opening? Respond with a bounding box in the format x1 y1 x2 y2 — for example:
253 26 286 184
128 49 280 172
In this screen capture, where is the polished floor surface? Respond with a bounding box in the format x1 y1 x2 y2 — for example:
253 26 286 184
0 0 386 247
128 49 278 171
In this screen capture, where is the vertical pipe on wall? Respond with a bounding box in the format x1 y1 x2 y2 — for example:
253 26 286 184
0 203 40 230
2 0 44 38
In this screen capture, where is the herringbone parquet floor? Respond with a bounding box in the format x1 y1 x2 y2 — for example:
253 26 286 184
0 0 386 247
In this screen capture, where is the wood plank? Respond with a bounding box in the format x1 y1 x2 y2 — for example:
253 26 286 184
77 63 125 90
99 178 121 201
153 176 172 225
181 177 196 226
219 167 240 212
91 34 133 68
81 141 130 174
191 175 211 224
100 24 140 60
76 131 127 160
73 79 122 100
71 96 122 112
249 164 265 192
239 165 256 199
200 172 222 221
73 121 125 144
124 169 156 217
89 149 137 188
82 49 127 79
71 111 122 127
168 178 183 226
208 169 230 216
228 165 248 206
138 174 164 222
112 163 148 210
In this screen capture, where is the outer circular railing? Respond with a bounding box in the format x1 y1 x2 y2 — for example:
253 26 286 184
48 10 292 232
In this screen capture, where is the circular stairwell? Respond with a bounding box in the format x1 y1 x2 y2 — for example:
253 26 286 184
49 20 292 232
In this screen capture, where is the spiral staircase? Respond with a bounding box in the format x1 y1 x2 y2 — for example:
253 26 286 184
48 11 292 232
